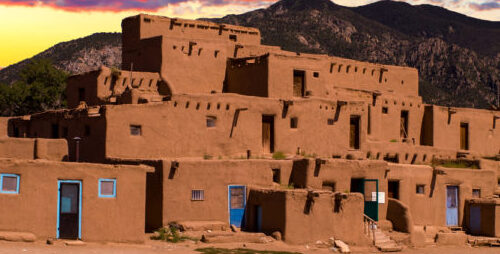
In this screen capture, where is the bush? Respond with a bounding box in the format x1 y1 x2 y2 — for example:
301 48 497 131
151 226 197 243
272 151 287 160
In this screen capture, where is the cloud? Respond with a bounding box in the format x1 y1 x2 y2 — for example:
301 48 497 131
469 1 500 11
0 0 276 12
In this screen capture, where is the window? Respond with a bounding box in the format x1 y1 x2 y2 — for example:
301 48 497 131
1 174 20 194
98 179 116 198
290 117 298 129
472 189 481 198
84 125 91 137
130 125 142 136
51 124 59 138
206 116 217 128
191 190 204 201
78 88 85 102
382 107 388 114
322 181 336 191
272 169 280 184
416 185 425 194
327 119 335 125
229 34 237 42
313 72 319 78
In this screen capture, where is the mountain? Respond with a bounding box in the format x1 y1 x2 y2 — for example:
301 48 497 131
0 33 121 85
212 0 500 109
1 0 499 109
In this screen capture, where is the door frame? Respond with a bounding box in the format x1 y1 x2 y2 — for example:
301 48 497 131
228 185 247 227
57 180 82 239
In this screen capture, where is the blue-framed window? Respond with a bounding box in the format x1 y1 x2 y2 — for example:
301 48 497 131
0 174 20 194
98 179 116 198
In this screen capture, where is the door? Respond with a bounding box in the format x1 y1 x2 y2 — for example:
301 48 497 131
350 178 379 221
228 185 246 228
262 116 274 153
469 206 481 235
400 111 409 139
58 181 82 239
446 186 459 226
293 70 305 97
460 123 469 150
254 205 262 232
350 116 360 149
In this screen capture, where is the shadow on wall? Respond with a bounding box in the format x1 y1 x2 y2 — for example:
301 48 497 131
386 198 413 233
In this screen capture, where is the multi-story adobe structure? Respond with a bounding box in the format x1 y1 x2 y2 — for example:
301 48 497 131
0 14 499 248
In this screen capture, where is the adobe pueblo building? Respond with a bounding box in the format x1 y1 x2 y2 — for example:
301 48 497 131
1 14 500 249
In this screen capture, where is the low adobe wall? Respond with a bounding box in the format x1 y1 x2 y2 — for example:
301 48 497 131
0 138 67 161
0 159 151 243
246 188 368 245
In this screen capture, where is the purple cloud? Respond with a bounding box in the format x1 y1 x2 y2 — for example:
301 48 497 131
469 1 500 11
0 0 277 11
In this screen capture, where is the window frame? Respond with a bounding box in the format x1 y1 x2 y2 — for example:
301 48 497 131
0 174 20 194
98 178 117 198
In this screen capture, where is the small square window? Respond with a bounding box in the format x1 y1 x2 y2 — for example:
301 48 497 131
130 125 142 136
192 190 204 201
322 181 336 192
313 72 319 78
290 117 298 129
472 189 481 198
416 185 425 194
206 116 216 128
327 119 335 125
382 107 389 114
1 174 20 194
272 169 281 184
99 179 116 198
229 34 237 42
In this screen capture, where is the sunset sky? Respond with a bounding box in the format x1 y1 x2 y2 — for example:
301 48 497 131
0 0 498 68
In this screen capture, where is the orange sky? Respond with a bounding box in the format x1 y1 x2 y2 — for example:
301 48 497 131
0 0 498 68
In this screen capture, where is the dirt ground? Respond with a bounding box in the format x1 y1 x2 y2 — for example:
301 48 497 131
0 240 498 254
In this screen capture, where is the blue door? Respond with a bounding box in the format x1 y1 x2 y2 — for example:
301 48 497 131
446 186 459 226
229 185 246 227
470 206 481 235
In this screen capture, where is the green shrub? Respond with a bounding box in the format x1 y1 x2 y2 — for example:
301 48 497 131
432 159 480 169
203 154 213 160
272 151 287 160
151 226 197 243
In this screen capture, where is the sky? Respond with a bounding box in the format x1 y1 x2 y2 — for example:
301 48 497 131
0 0 499 68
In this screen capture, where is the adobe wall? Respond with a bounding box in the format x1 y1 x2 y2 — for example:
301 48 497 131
161 159 294 224
104 94 366 160
122 14 261 71
225 53 419 99
430 105 500 156
225 55 269 97
246 189 367 245
386 163 496 227
8 109 107 162
66 66 163 108
0 159 151 243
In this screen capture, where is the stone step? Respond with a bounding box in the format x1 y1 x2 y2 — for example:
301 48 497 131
377 244 403 252
201 232 273 244
175 221 229 232
375 238 393 245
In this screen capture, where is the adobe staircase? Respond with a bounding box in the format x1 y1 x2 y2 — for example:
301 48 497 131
364 215 403 252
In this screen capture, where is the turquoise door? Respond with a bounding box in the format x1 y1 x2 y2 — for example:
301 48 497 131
446 186 459 226
228 185 246 227
364 179 379 221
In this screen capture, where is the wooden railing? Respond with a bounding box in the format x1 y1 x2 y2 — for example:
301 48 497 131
363 214 378 245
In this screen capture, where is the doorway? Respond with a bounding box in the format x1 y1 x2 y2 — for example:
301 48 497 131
57 180 82 239
400 111 409 139
262 115 275 153
228 185 246 228
460 123 469 150
350 116 360 149
446 185 459 226
388 180 400 200
293 70 305 97
351 178 379 221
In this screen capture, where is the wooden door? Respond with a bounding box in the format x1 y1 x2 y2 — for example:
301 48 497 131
293 70 305 97
262 116 274 153
58 181 81 239
460 123 469 150
350 116 360 149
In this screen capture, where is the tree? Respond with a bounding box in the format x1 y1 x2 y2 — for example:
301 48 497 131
0 59 68 116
